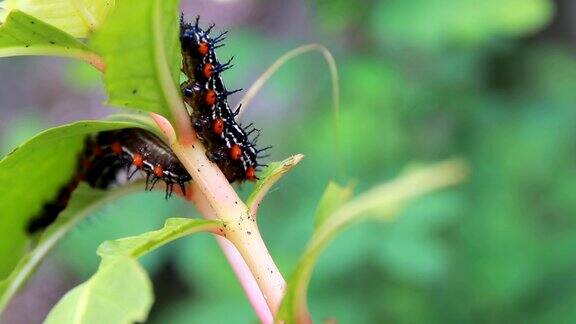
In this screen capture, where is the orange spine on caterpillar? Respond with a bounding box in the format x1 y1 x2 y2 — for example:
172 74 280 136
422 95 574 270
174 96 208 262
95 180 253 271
180 15 269 183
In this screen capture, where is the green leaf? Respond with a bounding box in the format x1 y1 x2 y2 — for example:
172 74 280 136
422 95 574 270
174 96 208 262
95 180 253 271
0 182 143 313
97 218 223 259
246 154 304 213
44 257 152 324
90 0 184 122
276 159 469 323
313 182 354 229
0 119 155 280
0 0 115 37
46 218 221 323
0 10 101 66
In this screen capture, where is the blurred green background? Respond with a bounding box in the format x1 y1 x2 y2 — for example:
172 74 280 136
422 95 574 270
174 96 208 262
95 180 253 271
2 0 576 322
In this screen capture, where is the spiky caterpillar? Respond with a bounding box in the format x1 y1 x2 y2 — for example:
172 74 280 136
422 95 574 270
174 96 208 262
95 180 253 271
180 16 269 183
26 128 191 234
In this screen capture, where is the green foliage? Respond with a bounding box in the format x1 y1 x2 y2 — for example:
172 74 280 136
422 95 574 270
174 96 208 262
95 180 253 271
0 0 115 37
96 218 222 259
44 258 152 324
0 10 96 62
277 160 468 323
372 192 463 285
283 1 575 321
313 182 353 229
372 0 554 50
46 218 221 324
90 0 184 122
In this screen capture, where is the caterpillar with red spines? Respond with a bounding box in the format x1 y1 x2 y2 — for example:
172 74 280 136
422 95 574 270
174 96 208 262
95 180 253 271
87 129 191 194
180 16 269 183
27 128 191 234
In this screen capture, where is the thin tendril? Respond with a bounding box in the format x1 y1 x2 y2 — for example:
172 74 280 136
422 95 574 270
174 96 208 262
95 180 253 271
238 44 344 178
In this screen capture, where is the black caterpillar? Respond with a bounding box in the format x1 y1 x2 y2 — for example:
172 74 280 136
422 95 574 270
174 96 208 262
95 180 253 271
26 16 269 234
26 128 191 234
180 16 269 183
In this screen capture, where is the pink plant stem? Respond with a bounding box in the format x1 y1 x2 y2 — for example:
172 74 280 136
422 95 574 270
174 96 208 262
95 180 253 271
191 183 273 324
152 113 286 319
217 237 273 324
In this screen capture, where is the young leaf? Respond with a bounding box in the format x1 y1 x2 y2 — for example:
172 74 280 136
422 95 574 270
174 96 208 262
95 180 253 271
0 10 101 67
0 120 155 280
90 0 185 124
44 257 152 324
0 0 115 37
97 218 222 259
45 218 221 323
246 154 304 215
276 159 469 323
0 182 143 313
